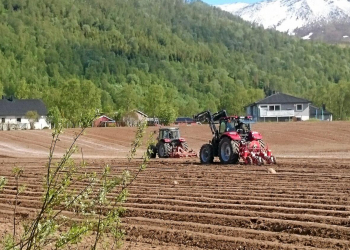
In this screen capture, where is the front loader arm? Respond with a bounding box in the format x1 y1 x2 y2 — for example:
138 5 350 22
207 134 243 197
193 110 228 136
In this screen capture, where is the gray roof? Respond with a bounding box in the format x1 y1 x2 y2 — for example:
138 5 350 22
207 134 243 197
0 99 48 116
251 93 310 106
159 127 179 131
176 117 195 122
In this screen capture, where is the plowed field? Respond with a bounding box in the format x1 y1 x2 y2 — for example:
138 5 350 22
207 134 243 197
0 121 350 249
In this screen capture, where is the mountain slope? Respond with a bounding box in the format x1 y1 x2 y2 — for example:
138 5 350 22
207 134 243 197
218 0 350 42
1 0 350 120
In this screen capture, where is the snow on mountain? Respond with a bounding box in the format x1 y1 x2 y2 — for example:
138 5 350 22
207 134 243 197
217 3 250 13
302 32 313 39
218 0 350 36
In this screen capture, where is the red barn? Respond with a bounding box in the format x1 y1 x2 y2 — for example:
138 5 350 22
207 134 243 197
93 115 115 127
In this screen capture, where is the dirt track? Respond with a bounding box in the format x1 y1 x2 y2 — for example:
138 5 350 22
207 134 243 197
0 121 350 249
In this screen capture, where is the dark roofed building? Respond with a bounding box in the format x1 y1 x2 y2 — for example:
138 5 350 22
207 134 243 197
252 92 311 105
175 117 196 125
0 96 50 130
245 92 331 122
0 98 48 116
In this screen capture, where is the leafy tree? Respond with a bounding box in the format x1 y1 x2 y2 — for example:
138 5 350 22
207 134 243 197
25 110 39 130
115 84 138 114
47 106 63 129
59 79 101 127
144 84 165 118
159 104 178 125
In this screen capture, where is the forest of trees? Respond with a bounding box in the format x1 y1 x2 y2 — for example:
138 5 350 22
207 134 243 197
1 0 350 123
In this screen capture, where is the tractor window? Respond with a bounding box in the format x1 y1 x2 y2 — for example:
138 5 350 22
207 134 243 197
169 131 174 139
219 121 226 134
160 130 168 139
160 130 180 139
169 131 179 139
237 122 249 134
226 121 236 132
172 130 180 139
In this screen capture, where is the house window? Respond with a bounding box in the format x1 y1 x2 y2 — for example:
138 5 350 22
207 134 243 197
268 105 281 111
17 118 21 123
1 118 4 123
296 104 303 111
260 105 267 109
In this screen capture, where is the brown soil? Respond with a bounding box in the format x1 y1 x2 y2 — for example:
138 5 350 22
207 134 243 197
0 121 350 249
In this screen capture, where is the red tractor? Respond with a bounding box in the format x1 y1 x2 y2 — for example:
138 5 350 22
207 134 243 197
148 127 197 158
193 110 276 165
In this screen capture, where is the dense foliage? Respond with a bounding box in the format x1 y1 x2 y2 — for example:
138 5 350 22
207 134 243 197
1 0 350 121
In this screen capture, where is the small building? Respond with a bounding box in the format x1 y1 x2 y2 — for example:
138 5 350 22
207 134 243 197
93 115 115 127
0 97 51 130
134 110 148 121
146 117 159 126
123 110 148 127
175 117 196 125
309 105 333 121
245 92 312 122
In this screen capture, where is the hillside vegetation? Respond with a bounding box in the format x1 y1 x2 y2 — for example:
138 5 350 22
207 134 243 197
1 0 350 121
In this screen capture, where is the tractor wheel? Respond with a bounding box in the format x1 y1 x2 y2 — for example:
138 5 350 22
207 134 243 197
158 142 171 158
147 145 157 158
246 157 252 165
258 139 266 150
199 144 214 164
181 141 189 151
218 138 239 164
270 156 277 164
257 157 264 166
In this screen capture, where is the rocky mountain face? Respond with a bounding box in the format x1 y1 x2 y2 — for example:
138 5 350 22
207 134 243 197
218 0 350 43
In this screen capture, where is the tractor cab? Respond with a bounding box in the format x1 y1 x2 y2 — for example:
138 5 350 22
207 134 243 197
158 127 181 141
218 116 252 135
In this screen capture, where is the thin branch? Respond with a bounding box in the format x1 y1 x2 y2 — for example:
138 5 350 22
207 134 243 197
13 174 19 243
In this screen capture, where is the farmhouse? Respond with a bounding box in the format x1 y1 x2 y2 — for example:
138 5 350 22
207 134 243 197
123 110 148 127
0 96 51 130
245 92 332 122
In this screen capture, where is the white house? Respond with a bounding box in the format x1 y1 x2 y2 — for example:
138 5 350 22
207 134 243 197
0 97 51 130
245 92 332 122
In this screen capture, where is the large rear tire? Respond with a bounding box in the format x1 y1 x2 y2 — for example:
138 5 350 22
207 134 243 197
218 137 239 164
158 142 171 158
181 141 189 151
199 144 214 164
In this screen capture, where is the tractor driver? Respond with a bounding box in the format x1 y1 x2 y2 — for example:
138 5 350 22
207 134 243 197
169 131 173 139
236 121 249 134
226 120 236 132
